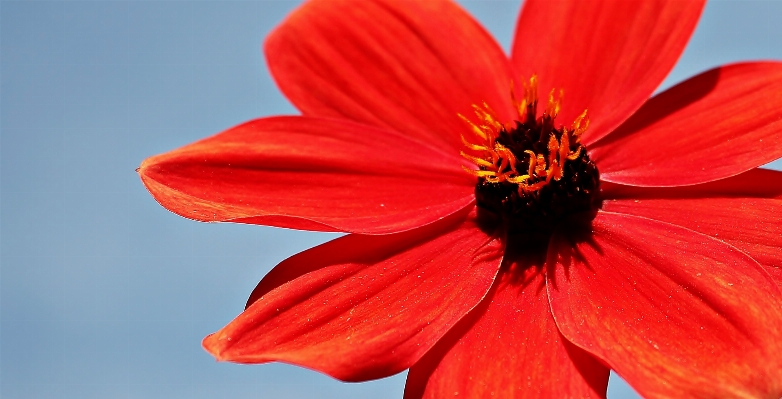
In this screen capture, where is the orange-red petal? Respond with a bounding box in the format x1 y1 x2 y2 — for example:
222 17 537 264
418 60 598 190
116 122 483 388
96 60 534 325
548 211 782 399
511 0 704 145
266 0 515 151
603 169 782 288
203 209 504 382
404 264 608 399
138 116 475 234
607 197 782 289
593 62 782 186
601 168 782 201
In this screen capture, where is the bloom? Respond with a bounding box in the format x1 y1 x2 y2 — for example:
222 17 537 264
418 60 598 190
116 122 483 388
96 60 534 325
138 0 782 397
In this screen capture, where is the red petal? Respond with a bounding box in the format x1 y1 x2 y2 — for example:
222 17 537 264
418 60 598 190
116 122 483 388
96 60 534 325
138 116 475 234
601 168 782 200
603 171 782 288
511 0 704 145
405 262 608 399
266 0 515 151
548 211 782 399
202 209 504 382
593 62 782 186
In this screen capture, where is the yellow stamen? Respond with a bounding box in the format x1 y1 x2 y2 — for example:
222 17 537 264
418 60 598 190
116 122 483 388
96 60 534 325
559 129 570 163
547 134 559 167
524 150 537 177
459 75 590 195
460 151 494 168
546 89 563 117
458 113 488 140
526 75 538 106
472 104 503 132
461 134 488 152
534 153 547 178
495 144 519 176
519 179 548 193
571 109 589 143
462 166 497 178
567 147 583 161
506 174 531 184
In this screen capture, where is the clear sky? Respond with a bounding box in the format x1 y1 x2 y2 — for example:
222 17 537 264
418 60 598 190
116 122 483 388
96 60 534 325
2 1 781 398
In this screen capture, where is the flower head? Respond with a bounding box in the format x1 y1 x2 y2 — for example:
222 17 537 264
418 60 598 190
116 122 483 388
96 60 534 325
138 0 782 398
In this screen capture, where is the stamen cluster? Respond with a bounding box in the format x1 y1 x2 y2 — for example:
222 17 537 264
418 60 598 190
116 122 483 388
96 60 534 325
461 76 600 234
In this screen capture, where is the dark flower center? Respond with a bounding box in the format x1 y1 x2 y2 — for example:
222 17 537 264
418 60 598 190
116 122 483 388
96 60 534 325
461 76 601 236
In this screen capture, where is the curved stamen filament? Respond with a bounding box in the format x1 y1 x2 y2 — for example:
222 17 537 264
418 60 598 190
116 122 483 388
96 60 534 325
460 76 589 194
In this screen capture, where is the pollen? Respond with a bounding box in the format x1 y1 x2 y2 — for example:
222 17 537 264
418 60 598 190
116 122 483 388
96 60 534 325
460 76 601 233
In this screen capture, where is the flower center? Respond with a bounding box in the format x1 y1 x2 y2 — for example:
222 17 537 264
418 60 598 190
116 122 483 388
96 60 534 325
461 76 601 234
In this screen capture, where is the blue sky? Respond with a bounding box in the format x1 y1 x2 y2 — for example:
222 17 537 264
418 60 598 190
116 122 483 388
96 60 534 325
2 1 781 398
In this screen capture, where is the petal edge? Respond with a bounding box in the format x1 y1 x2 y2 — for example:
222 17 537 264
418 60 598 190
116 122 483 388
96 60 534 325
204 209 505 382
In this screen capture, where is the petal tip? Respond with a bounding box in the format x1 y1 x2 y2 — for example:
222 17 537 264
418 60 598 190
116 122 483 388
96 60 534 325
202 332 231 362
136 156 160 180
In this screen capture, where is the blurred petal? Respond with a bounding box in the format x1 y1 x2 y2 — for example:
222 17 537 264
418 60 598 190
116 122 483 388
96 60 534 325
266 0 515 151
511 0 703 144
593 62 782 186
138 116 474 234
548 212 782 399
203 209 504 382
405 262 608 399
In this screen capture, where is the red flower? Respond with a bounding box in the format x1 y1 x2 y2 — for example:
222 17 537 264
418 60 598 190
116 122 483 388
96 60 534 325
138 0 782 398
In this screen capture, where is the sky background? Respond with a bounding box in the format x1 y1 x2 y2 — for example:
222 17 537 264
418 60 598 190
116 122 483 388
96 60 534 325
2 1 782 398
